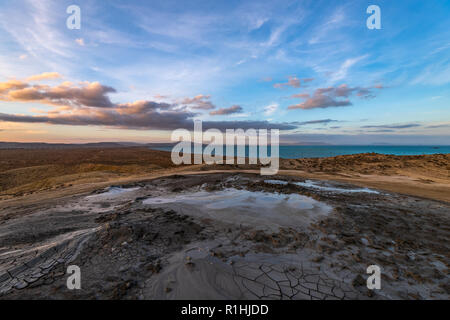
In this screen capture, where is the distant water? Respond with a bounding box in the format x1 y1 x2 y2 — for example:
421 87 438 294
150 145 450 159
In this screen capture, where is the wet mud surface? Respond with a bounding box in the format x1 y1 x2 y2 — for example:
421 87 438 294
0 173 448 299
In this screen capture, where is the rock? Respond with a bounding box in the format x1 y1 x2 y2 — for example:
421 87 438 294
312 256 324 263
146 262 162 274
119 266 129 273
14 281 28 290
361 238 369 246
352 274 365 287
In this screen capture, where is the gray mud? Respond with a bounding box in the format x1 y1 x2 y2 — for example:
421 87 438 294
0 173 448 300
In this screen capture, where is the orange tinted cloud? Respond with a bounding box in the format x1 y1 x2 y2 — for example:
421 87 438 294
2 80 116 108
0 80 28 94
0 77 296 131
27 72 62 81
288 84 384 110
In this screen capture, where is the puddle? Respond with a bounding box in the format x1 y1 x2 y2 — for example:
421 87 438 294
143 188 332 232
264 180 289 185
86 186 140 199
294 180 379 194
265 179 379 194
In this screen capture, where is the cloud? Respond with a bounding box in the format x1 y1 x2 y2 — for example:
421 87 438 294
274 76 301 88
280 133 450 145
308 7 346 45
288 93 351 110
0 110 194 131
0 79 116 108
288 84 383 110
291 93 310 99
0 112 296 132
201 120 296 131
210 105 243 116
294 119 338 125
411 60 450 86
0 77 296 132
367 129 396 133
263 104 278 116
0 80 29 94
180 95 216 110
330 55 367 82
273 76 315 89
27 72 62 81
274 77 314 89
361 124 421 129
75 38 85 46
426 123 450 129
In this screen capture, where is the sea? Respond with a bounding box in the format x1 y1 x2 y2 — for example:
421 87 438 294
150 145 450 159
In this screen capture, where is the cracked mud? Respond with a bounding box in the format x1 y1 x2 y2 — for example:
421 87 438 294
0 173 448 300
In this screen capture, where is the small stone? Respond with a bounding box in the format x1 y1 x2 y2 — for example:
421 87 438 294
312 256 324 263
352 274 365 287
0 273 11 282
332 287 345 299
119 266 129 272
14 281 28 290
360 238 369 246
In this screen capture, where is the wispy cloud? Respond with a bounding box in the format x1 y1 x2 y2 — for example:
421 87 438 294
273 76 314 89
75 38 85 46
330 55 368 82
361 124 421 129
27 72 62 81
210 105 243 116
263 103 278 116
294 119 339 126
179 95 216 110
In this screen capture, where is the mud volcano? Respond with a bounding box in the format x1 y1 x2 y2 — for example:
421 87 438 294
0 173 448 300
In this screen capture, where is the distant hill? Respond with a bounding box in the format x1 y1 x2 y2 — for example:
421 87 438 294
0 142 143 150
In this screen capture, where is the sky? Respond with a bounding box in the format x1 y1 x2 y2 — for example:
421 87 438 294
0 0 449 145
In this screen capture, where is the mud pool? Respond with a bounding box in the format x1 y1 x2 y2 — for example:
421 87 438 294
143 188 332 232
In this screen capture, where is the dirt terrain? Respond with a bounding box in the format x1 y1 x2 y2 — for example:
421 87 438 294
0 173 448 300
0 148 449 204
0 147 448 300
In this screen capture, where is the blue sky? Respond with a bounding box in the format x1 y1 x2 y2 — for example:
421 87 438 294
0 0 449 144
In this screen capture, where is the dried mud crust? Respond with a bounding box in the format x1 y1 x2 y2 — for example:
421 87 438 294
0 205 207 299
0 172 449 300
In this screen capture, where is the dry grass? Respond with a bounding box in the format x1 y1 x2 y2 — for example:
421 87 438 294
279 153 450 180
0 147 449 202
0 147 177 197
